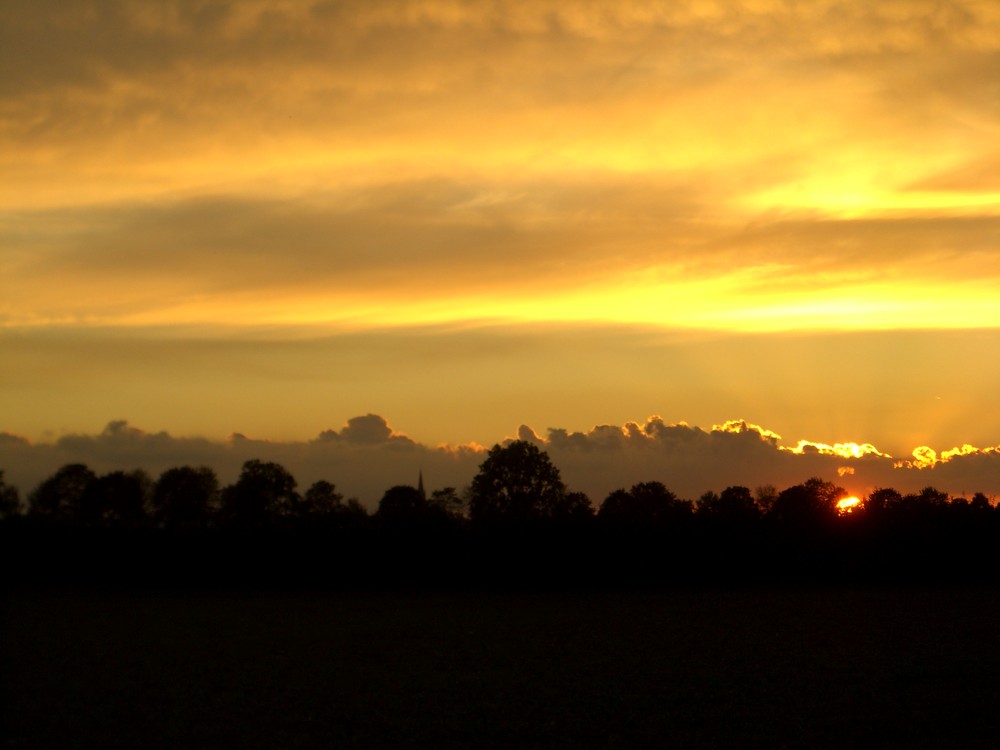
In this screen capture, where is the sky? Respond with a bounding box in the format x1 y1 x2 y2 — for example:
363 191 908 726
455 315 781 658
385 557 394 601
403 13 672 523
1 0 999 506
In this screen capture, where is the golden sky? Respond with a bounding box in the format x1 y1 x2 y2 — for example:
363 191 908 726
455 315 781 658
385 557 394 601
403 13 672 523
1 0 999 497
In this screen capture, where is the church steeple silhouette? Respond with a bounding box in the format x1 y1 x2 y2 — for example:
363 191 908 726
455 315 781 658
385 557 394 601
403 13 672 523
417 470 426 501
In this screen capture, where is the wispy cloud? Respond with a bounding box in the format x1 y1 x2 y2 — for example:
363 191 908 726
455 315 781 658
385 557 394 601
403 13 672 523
3 185 997 330
3 0 997 330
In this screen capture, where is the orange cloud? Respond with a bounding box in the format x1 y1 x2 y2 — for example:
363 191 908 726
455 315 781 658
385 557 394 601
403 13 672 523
782 441 890 460
711 420 781 443
896 443 1000 470
3 0 998 334
3 415 999 508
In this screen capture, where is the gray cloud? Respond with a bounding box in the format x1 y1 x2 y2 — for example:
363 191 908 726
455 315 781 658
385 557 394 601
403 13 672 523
511 416 1000 502
0 417 478 509
4 324 999 469
2 415 998 511
318 414 416 447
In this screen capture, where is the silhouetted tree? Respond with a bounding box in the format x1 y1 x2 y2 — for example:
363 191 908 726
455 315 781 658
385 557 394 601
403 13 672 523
754 484 779 515
297 480 347 519
220 459 299 527
0 470 21 520
970 492 992 513
376 485 431 522
81 470 150 526
28 464 96 522
341 498 369 520
598 482 692 527
698 490 719 509
914 486 950 507
697 485 761 525
769 477 845 529
890 486 950 530
469 441 567 523
865 487 903 516
152 466 218 527
552 491 594 522
429 487 467 519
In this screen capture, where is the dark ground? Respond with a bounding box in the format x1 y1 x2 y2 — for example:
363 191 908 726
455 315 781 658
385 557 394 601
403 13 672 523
3 585 1000 749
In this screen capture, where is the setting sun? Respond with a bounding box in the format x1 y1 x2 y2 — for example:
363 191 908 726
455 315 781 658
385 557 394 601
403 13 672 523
837 496 862 515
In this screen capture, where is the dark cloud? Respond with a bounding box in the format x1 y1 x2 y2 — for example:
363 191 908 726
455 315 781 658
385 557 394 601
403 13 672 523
532 418 1000 502
4 325 999 470
318 414 416 447
0 417 475 509
2 415 998 509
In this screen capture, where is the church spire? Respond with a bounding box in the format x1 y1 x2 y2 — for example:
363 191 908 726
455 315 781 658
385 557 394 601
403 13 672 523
417 469 426 501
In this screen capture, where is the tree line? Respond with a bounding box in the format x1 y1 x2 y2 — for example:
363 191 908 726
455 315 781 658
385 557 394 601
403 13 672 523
3 440 998 586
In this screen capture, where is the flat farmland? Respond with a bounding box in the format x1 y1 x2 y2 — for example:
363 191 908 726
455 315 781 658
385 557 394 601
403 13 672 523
4 586 999 749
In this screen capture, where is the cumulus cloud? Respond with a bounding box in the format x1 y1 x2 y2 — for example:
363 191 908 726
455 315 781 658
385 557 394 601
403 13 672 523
0 417 483 510
2 415 1000 508
895 443 1000 470
782 440 890 459
318 414 416 447
508 416 1000 501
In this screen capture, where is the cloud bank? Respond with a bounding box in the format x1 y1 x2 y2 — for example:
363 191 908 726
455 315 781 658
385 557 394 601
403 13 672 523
2 415 997 509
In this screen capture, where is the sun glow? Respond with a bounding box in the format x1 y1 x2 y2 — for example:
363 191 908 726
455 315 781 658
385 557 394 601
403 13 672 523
837 496 862 514
784 440 890 459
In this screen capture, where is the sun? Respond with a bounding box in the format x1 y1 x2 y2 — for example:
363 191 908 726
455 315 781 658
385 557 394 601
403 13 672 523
836 496 861 515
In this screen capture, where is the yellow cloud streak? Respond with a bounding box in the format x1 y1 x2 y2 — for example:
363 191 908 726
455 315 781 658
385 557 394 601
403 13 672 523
895 443 1000 469
783 440 890 459
3 0 998 335
34 270 990 334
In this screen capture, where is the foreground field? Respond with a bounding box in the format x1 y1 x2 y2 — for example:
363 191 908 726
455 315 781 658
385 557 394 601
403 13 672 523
3 586 999 749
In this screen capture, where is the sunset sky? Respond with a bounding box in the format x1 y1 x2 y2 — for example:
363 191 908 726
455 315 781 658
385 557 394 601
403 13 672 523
2 0 998 503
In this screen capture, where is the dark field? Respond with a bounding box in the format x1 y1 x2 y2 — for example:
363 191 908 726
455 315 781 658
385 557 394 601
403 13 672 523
4 586 999 749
